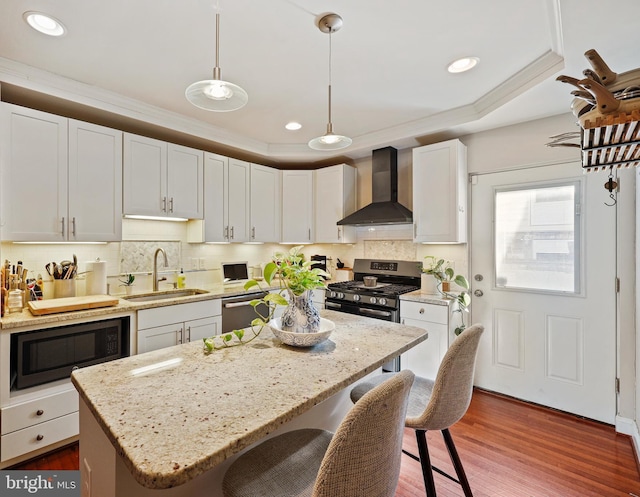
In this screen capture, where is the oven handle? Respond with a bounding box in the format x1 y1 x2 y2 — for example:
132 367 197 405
360 308 393 318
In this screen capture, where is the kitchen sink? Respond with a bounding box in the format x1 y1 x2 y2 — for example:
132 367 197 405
122 289 210 302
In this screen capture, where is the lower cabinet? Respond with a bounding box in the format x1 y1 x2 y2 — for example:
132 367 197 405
0 388 79 463
137 300 222 354
400 300 451 380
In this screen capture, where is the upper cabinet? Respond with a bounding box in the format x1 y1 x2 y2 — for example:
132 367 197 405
123 133 203 219
314 164 357 244
281 170 314 243
188 154 254 243
0 104 122 242
250 164 281 243
412 139 468 243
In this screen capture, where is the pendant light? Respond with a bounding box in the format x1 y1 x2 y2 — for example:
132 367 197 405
185 7 248 112
308 13 352 151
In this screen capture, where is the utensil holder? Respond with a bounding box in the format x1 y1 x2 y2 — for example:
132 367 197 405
54 279 76 299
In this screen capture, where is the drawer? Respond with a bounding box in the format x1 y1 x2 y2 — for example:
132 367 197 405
1 411 79 462
400 300 448 324
1 389 78 435
138 299 221 329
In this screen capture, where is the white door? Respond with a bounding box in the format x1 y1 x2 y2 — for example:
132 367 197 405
470 163 616 423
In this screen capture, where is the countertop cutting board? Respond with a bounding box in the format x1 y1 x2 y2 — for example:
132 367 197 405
28 295 120 316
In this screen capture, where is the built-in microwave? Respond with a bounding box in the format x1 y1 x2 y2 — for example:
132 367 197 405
10 317 130 391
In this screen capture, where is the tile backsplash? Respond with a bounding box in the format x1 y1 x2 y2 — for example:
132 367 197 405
0 220 467 297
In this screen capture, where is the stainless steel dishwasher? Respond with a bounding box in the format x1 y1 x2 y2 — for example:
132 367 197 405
221 292 269 332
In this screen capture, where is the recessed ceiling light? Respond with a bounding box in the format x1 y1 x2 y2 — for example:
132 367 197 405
285 122 302 131
447 57 479 74
23 11 66 37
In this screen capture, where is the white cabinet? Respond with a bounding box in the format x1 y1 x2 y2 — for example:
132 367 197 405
282 170 314 243
137 300 222 354
314 164 357 243
412 139 467 243
250 164 281 242
123 133 203 219
400 300 451 380
0 104 122 241
0 389 79 463
188 153 251 242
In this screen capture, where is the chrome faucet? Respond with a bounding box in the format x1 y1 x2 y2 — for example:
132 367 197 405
153 248 169 291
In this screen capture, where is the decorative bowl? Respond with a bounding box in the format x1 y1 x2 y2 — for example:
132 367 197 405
269 317 335 347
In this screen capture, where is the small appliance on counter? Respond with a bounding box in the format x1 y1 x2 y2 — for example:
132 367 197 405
221 261 249 284
311 255 328 275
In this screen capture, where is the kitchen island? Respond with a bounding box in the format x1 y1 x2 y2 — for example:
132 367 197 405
71 309 428 497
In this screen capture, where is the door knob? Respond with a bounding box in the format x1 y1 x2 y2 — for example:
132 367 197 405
474 289 484 297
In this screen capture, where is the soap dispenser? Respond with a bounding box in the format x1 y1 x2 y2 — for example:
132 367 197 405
177 268 186 289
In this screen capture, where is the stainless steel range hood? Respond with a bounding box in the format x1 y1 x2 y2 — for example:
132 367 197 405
337 146 413 226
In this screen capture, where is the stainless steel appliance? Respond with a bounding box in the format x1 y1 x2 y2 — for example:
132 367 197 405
221 292 268 333
10 316 130 390
325 258 422 371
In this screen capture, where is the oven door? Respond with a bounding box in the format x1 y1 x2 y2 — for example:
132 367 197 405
324 300 398 322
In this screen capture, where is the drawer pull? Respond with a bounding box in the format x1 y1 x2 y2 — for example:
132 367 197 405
419 308 425 314
36 409 44 416
36 434 44 441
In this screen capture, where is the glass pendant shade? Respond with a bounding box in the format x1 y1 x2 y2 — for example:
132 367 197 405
309 13 351 151
185 74 248 111
308 123 352 150
185 12 247 112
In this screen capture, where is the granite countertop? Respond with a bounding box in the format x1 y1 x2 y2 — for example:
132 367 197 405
70 309 427 490
400 289 454 306
0 282 284 330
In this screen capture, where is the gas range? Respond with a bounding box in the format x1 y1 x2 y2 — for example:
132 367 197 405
325 259 422 316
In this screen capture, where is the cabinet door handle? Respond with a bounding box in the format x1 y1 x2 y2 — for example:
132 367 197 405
61 217 65 237
252 227 256 239
36 434 44 441
36 409 44 416
414 224 417 237
419 308 425 314
72 217 76 237
185 326 191 342
169 197 174 213
308 228 311 240
224 226 229 239
162 197 167 212
230 226 235 239
337 227 341 240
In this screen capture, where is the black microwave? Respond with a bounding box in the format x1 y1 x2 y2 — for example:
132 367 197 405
10 317 130 390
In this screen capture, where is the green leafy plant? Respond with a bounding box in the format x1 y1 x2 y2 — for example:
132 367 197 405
203 246 329 352
119 273 135 286
423 256 471 336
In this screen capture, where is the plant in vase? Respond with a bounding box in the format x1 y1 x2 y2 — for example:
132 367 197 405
422 256 471 336
203 246 329 352
119 273 135 295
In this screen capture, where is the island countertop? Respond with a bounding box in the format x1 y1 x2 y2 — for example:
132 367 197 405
71 309 428 490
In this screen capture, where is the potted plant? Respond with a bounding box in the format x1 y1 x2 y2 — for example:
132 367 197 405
203 246 329 351
422 256 471 336
119 273 135 295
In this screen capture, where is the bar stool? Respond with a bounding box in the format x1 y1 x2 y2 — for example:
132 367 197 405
350 324 484 496
222 369 415 497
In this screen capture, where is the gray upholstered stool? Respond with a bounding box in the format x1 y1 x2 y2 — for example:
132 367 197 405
222 369 414 497
351 324 484 497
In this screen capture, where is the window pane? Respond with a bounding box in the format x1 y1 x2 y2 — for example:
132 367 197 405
495 183 579 293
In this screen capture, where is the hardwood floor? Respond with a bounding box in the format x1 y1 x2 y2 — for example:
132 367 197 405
10 389 640 496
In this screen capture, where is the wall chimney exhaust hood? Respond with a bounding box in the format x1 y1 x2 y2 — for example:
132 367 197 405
337 146 413 226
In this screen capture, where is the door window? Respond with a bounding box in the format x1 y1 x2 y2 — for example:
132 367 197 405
494 181 581 294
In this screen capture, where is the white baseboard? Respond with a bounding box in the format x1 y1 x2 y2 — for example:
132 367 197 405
616 415 640 464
